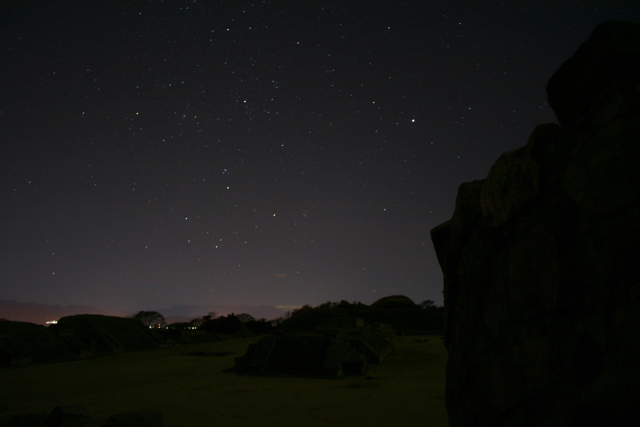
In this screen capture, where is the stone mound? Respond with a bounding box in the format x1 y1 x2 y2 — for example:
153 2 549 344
234 321 394 378
0 320 77 367
234 333 368 378
53 315 163 356
342 326 394 364
103 411 163 427
45 404 92 427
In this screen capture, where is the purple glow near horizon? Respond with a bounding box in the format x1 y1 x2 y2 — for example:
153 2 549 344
1 2 638 314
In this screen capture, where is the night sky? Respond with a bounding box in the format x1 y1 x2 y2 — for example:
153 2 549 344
2 1 639 314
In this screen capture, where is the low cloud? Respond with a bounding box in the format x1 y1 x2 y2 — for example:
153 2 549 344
276 305 302 310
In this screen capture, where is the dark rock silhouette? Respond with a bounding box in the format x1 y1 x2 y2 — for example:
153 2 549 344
0 412 48 426
1 315 168 367
52 315 163 356
234 333 369 378
197 314 256 339
431 21 640 427
547 21 640 130
45 405 92 427
0 320 77 367
234 317 394 378
279 295 443 335
103 411 163 427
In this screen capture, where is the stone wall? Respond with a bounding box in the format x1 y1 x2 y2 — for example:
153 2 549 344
431 21 640 427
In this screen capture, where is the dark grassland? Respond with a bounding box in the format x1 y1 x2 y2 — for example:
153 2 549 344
0 335 447 426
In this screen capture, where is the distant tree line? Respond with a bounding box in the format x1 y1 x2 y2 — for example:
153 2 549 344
131 298 443 337
131 311 166 328
277 298 444 335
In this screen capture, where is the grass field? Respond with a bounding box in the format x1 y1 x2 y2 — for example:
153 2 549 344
0 335 447 426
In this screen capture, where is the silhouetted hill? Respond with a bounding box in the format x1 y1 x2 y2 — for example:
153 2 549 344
278 297 444 335
0 300 114 325
0 300 287 326
158 304 285 321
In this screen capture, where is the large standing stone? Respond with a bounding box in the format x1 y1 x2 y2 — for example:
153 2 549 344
431 21 640 427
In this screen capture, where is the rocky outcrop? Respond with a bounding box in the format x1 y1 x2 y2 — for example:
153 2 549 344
234 333 369 378
431 21 640 427
103 411 163 427
1 315 166 368
278 296 444 335
234 319 394 378
0 320 78 366
53 315 163 356
45 405 93 427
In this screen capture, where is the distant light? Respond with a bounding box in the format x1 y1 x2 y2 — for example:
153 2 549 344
46 320 58 325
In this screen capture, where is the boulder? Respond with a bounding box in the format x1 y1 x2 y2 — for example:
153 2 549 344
431 21 640 427
102 411 163 427
546 20 640 129
234 333 368 378
0 412 47 427
234 319 395 378
53 315 163 356
0 320 77 366
45 405 92 427
343 326 394 364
